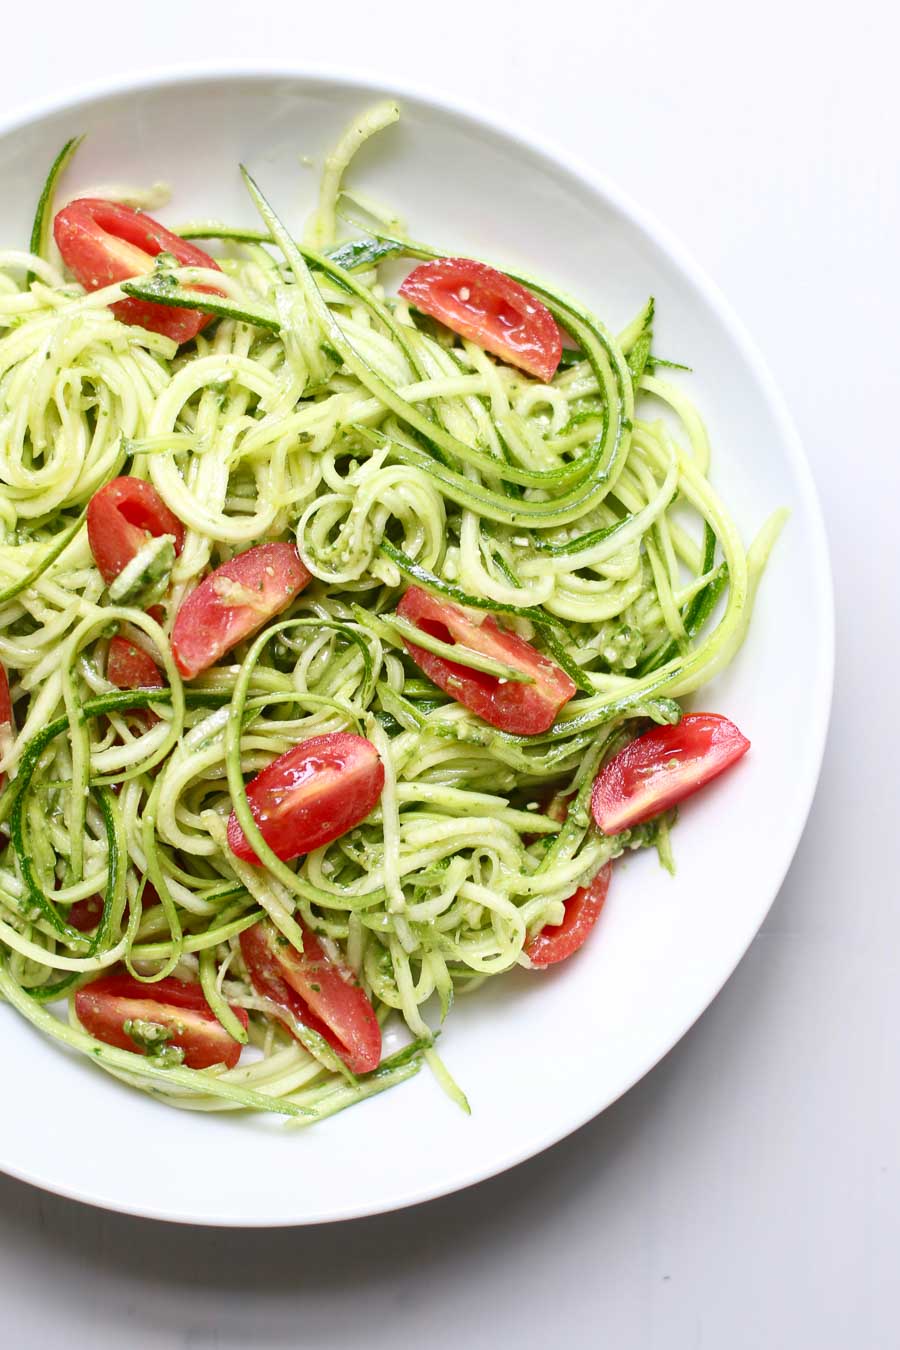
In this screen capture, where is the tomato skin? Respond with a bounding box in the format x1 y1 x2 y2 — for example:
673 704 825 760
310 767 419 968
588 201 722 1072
68 881 160 933
74 973 248 1069
0 662 11 730
239 919 381 1073
227 732 385 864
171 542 310 680
591 713 751 834
106 635 164 727
397 586 575 735
87 477 185 587
526 862 612 967
398 258 563 382
53 198 221 343
0 662 12 789
107 636 164 690
67 894 105 932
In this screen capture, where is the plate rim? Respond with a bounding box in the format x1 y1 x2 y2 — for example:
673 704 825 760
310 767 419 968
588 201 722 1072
0 61 835 1226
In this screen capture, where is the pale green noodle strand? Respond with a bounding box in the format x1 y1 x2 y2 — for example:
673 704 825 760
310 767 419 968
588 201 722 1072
0 106 782 1122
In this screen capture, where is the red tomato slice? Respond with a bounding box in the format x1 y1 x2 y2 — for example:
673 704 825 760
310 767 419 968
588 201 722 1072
74 973 248 1069
107 635 164 690
171 542 310 680
53 198 222 343
239 919 381 1073
0 662 11 729
397 586 575 735
67 894 105 932
591 713 751 835
68 881 160 933
398 258 563 382
107 634 163 726
227 732 385 864
526 862 612 967
0 662 12 790
87 476 185 588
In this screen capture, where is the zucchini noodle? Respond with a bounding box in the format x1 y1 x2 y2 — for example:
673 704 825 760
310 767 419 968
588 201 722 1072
0 104 783 1124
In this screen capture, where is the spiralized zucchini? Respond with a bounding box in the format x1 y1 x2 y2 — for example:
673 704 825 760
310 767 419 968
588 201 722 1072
0 104 783 1123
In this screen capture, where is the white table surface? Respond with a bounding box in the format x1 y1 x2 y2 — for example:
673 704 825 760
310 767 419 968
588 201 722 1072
1 1 896 1345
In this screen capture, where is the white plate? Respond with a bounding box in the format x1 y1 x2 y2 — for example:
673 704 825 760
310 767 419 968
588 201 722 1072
0 68 833 1226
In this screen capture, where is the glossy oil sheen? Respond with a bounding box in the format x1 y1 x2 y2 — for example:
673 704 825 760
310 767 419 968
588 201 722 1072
227 732 384 863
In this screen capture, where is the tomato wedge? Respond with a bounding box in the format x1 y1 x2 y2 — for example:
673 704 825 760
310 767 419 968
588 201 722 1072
67 880 160 933
87 476 185 590
591 713 751 835
0 661 12 789
107 635 164 690
239 919 381 1073
0 662 11 730
526 862 612 967
74 973 248 1069
227 732 384 864
53 198 222 343
67 893 105 932
397 585 575 735
398 258 563 382
106 634 164 726
172 542 310 680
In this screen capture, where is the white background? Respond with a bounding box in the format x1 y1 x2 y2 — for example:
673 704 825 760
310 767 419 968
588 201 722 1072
0 1 896 1346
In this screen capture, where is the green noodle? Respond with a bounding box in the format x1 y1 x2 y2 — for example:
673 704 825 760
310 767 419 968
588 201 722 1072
0 103 783 1122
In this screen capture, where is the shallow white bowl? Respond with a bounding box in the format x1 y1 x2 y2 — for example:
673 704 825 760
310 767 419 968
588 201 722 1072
0 69 833 1226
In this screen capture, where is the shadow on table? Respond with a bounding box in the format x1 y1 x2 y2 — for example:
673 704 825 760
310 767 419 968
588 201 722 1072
0 1049 661 1345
